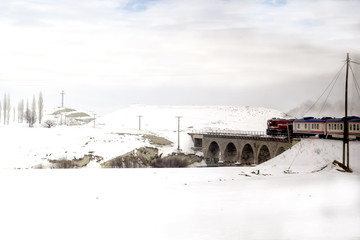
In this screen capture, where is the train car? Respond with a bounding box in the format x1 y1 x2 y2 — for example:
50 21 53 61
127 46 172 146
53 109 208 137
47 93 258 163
266 118 294 136
293 117 329 138
327 116 360 140
326 117 344 139
349 116 360 140
267 116 360 140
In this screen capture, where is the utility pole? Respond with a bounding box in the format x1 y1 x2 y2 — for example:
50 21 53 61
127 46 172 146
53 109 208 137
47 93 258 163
93 113 96 128
137 115 142 130
176 116 182 151
343 53 350 168
287 123 291 143
61 90 65 108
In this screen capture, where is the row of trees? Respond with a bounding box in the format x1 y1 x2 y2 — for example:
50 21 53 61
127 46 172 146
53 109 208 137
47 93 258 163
0 92 44 127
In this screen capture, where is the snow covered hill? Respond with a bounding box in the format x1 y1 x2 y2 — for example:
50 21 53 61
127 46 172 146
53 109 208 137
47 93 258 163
1 105 359 240
1 104 359 173
258 138 360 173
98 104 290 132
97 104 290 156
1 104 289 169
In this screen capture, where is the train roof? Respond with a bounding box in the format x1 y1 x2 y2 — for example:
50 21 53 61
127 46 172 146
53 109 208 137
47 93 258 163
268 118 294 122
294 117 329 123
349 116 360 122
326 116 360 123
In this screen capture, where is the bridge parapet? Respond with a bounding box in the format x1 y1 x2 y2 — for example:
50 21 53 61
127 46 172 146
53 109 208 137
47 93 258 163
189 130 294 142
190 129 266 136
188 130 299 166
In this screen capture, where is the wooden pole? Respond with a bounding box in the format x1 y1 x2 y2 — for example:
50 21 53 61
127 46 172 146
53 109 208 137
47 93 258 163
287 123 291 143
344 53 350 167
61 90 65 107
176 116 182 151
137 115 142 130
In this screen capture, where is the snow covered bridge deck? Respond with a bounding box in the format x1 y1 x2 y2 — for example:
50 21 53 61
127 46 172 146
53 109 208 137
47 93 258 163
188 130 299 166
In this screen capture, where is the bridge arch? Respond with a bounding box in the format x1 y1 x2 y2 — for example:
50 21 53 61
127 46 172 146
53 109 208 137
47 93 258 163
224 142 237 163
275 146 286 156
258 145 271 164
241 144 254 165
207 141 220 164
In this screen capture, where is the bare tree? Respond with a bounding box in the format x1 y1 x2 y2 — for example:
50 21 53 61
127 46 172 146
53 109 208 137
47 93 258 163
31 95 37 126
13 106 15 123
19 99 24 123
38 91 44 124
43 119 56 128
18 100 22 123
25 99 33 127
3 94 7 125
6 94 10 124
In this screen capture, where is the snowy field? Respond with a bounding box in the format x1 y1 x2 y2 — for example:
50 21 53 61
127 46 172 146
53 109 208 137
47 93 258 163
0 105 289 169
0 165 359 240
0 105 359 239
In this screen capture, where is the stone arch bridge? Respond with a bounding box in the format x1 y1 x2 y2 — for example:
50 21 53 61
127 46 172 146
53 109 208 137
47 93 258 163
188 131 299 166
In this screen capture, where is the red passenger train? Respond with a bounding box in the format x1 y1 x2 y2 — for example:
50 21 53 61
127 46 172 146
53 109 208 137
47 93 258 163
266 116 360 140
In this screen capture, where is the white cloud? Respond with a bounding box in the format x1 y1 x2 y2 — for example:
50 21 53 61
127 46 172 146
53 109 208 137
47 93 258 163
0 0 359 112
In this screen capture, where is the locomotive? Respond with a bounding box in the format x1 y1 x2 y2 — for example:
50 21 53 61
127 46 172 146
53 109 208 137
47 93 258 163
266 118 294 136
267 116 360 140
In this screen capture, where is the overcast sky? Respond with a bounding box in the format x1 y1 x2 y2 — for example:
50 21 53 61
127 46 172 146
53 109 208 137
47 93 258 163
0 0 359 114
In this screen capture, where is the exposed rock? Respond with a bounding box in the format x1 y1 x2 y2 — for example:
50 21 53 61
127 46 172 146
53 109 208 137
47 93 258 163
151 152 203 168
47 154 103 168
142 134 173 146
101 147 159 168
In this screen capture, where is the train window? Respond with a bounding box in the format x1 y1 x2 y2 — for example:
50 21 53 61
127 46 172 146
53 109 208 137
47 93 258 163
350 124 353 131
358 124 359 131
340 124 343 130
335 124 337 130
305 124 307 129
298 124 300 129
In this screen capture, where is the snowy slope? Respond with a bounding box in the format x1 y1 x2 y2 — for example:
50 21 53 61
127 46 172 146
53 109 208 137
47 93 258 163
98 104 289 132
2 104 359 174
1 105 359 240
1 104 288 169
97 104 289 156
258 139 360 173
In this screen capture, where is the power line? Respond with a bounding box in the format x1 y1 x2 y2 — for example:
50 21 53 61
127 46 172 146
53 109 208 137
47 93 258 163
317 72 341 117
349 64 360 115
302 62 346 117
349 64 360 99
350 60 360 66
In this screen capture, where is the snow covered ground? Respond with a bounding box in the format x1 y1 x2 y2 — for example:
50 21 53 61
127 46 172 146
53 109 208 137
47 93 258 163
0 165 359 240
0 105 359 239
0 105 288 169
